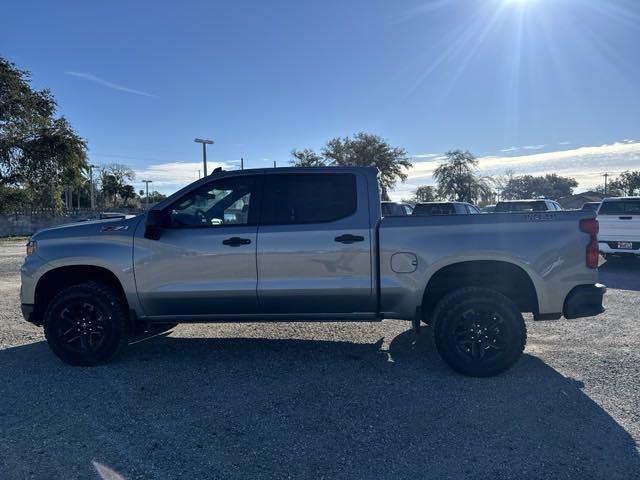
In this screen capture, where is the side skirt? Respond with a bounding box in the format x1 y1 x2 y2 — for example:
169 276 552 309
144 312 383 324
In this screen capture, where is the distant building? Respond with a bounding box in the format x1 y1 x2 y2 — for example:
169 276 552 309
557 191 606 210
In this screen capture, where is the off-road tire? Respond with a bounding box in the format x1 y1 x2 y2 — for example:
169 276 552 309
432 287 527 377
43 282 128 366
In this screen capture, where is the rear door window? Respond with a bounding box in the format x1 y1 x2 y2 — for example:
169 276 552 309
261 173 357 225
599 200 640 215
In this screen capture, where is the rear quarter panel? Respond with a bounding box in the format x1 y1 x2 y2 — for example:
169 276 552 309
378 211 598 319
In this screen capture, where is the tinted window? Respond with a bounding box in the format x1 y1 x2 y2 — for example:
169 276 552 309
495 201 548 213
381 202 404 216
261 173 357 225
465 204 480 214
413 203 456 215
582 202 600 211
599 200 640 215
169 176 257 227
402 204 413 215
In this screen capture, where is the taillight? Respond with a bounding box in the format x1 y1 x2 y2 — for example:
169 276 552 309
580 218 599 268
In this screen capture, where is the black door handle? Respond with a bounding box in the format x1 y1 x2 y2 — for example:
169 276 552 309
335 234 365 244
619 216 632 220
222 237 252 247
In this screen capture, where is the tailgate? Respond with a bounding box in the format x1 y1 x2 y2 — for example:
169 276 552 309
598 199 640 241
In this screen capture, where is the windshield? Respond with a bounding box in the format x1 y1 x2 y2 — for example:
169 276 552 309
495 201 548 213
413 203 456 215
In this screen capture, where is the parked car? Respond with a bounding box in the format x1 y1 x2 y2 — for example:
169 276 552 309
413 202 480 215
582 202 601 212
494 199 562 213
21 167 605 376
597 197 640 259
480 205 496 213
381 201 413 216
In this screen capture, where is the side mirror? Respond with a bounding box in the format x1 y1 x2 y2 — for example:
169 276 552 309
144 209 167 240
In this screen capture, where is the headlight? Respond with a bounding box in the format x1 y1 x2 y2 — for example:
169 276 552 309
26 239 37 257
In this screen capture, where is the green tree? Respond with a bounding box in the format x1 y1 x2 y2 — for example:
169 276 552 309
147 190 167 203
433 150 489 203
411 185 438 203
501 174 578 200
290 148 325 167
609 170 640 196
290 132 412 200
0 57 87 211
98 163 135 207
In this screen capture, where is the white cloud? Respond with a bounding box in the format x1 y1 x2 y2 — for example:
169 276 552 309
133 161 234 193
500 144 547 152
391 141 640 201
412 153 440 158
65 71 155 97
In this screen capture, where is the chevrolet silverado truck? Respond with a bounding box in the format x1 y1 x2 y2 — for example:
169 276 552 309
20 167 606 376
597 197 640 258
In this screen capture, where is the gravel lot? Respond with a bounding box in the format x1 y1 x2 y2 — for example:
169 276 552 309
1 238 639 479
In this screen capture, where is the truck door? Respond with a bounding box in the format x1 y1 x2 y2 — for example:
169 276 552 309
257 172 374 314
133 175 261 317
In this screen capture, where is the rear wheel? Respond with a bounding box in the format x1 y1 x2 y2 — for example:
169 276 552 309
432 287 526 377
43 282 128 366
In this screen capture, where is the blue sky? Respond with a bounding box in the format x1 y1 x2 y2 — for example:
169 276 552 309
2 0 639 198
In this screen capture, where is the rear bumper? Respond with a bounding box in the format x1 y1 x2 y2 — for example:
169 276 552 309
563 283 606 319
599 241 640 255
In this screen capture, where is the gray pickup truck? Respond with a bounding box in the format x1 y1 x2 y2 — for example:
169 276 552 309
20 167 605 376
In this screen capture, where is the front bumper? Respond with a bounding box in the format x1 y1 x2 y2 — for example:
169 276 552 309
563 283 606 319
21 303 38 325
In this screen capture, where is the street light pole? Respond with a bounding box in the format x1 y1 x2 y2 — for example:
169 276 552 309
194 138 214 176
89 164 98 210
142 180 153 210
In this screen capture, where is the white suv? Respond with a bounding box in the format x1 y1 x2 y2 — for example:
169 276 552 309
597 197 640 258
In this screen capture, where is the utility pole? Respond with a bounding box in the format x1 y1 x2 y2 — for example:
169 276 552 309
142 180 153 210
194 138 214 176
602 172 609 195
273 160 276 168
240 157 244 170
198 170 201 179
89 164 98 210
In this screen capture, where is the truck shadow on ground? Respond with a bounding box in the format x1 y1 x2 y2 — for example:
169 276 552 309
599 257 640 291
1 328 638 479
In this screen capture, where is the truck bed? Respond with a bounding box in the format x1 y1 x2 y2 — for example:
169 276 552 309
377 210 598 319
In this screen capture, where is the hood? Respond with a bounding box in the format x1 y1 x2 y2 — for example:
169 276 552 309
31 214 145 241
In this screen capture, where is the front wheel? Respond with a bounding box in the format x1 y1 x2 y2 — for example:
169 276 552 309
432 287 527 377
43 282 128 366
